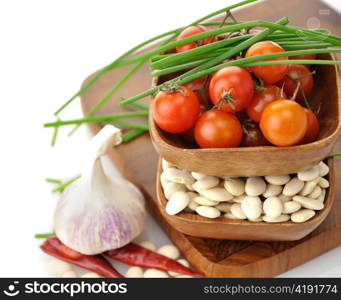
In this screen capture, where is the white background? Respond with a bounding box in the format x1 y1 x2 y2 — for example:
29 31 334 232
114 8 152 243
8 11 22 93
0 0 340 277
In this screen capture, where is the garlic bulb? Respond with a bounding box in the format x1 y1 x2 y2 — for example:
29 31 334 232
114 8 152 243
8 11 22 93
53 125 146 255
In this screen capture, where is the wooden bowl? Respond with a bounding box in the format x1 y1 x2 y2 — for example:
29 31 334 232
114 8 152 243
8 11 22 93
156 158 335 241
150 53 341 177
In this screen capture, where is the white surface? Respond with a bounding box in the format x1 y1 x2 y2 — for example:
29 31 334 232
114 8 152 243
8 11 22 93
0 0 340 277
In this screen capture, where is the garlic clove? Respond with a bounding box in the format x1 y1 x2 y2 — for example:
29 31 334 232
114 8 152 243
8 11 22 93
53 125 145 255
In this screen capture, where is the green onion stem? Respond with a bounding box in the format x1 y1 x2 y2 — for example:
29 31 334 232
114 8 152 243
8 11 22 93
128 102 149 110
327 153 341 158
52 174 82 193
122 129 148 143
112 120 149 130
34 232 55 239
50 118 60 146
44 111 148 128
45 178 62 184
242 59 341 67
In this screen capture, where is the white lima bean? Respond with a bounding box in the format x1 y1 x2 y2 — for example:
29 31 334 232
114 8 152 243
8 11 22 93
126 267 144 278
168 259 190 277
299 180 318 196
293 196 324 210
308 186 322 199
230 203 247 219
241 196 262 220
144 269 169 278
47 260 71 276
282 201 301 214
263 197 283 218
264 175 290 185
194 196 218 206
318 161 329 177
245 177 266 196
162 159 174 170
157 245 180 260
196 206 221 218
263 184 283 198
62 270 78 278
215 203 232 213
318 177 329 188
262 214 290 223
291 209 316 223
233 194 247 203
224 212 238 219
278 194 292 202
176 275 193 278
136 241 156 252
191 172 206 180
163 168 194 185
297 166 319 181
283 177 304 196
163 182 186 199
81 273 101 278
187 199 199 211
223 178 245 196
317 189 326 203
199 187 233 202
166 191 189 215
192 175 219 191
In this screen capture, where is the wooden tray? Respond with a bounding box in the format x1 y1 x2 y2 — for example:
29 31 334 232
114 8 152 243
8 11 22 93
80 0 341 277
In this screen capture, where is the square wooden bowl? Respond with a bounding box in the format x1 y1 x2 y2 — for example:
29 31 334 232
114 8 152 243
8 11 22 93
149 53 341 177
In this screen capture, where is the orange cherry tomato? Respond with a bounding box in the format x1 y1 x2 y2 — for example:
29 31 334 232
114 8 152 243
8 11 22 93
194 110 242 148
245 41 288 84
260 99 308 146
246 85 286 122
152 86 200 133
176 25 216 53
300 108 320 144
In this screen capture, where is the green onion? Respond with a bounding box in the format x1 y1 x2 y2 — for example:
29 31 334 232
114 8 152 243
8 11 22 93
112 120 149 130
122 128 148 143
52 174 82 193
46 178 62 184
34 232 55 239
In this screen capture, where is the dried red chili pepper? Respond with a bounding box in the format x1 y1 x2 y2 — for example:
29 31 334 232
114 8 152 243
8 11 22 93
40 237 123 278
105 243 201 276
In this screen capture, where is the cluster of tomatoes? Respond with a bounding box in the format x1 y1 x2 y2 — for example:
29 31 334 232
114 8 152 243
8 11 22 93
152 25 319 148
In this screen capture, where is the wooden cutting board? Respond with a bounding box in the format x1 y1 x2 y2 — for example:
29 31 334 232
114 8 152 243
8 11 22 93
80 0 341 277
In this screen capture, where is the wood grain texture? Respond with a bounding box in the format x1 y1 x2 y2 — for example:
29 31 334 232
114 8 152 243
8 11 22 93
150 53 341 177
80 0 341 277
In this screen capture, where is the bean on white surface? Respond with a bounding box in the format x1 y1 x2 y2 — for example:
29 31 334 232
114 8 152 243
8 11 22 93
318 161 329 177
263 184 283 198
166 191 190 215
176 275 193 278
199 187 233 202
291 209 316 223
126 266 144 278
163 168 194 185
194 196 218 207
157 245 180 260
293 196 324 210
136 240 156 252
223 178 245 196
192 175 219 191
196 206 221 218
81 272 101 278
263 197 283 218
47 260 71 276
245 177 266 196
262 214 290 223
144 269 169 278
282 201 301 214
283 177 304 196
230 203 247 220
264 175 290 185
241 196 262 220
297 166 320 181
62 270 78 278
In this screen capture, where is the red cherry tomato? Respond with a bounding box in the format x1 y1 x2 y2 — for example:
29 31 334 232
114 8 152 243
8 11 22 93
176 25 216 53
245 41 288 84
277 64 314 102
246 85 286 122
241 121 270 147
260 99 308 146
209 66 254 113
185 76 210 106
181 104 206 145
194 110 242 148
152 86 200 133
300 108 320 144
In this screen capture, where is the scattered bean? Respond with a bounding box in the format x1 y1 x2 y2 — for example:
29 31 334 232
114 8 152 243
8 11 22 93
291 209 316 223
136 241 156 252
144 269 169 278
157 245 180 260
245 177 266 196
126 266 144 278
47 260 71 276
169 259 190 277
196 206 221 218
62 270 78 278
81 272 101 278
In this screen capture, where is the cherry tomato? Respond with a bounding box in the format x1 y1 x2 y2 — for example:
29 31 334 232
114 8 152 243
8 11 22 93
277 64 314 102
209 66 254 113
300 108 320 144
152 86 200 133
176 25 216 53
241 121 270 147
185 76 210 106
194 110 242 148
260 99 308 146
245 41 288 84
181 104 206 145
